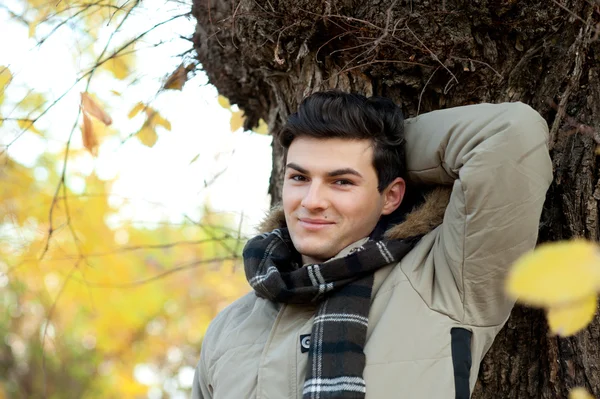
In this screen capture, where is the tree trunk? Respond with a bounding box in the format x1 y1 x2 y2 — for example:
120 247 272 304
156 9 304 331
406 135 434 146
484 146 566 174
192 1 600 397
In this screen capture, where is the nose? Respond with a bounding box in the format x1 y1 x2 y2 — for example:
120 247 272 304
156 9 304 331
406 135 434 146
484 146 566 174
301 181 328 211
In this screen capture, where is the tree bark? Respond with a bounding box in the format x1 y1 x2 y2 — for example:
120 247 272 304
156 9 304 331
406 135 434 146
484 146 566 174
192 1 600 397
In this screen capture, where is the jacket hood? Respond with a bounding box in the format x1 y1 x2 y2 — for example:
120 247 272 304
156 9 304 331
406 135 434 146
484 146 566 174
257 187 451 240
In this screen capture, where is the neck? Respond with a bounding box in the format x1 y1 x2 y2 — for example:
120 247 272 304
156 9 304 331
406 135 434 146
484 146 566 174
302 254 326 266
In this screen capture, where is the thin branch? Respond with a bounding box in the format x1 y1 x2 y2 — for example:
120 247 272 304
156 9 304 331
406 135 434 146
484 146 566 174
417 66 440 116
551 0 587 24
36 0 105 46
0 4 28 26
58 236 237 259
450 56 503 79
230 0 243 49
0 12 188 154
372 0 398 48
207 0 225 48
39 112 82 260
405 23 458 87
274 21 302 65
324 14 381 31
315 30 359 61
70 256 240 288
330 58 432 80
40 0 144 260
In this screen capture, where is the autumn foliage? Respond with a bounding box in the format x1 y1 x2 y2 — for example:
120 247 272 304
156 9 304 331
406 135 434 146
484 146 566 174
2 0 600 398
0 0 252 397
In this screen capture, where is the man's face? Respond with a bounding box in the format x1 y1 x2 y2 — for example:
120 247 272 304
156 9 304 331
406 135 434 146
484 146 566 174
282 137 404 264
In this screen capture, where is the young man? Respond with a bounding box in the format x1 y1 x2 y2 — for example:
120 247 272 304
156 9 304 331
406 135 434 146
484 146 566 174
192 91 552 399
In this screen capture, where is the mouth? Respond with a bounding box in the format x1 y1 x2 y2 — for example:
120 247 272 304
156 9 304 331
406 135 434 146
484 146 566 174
298 218 335 231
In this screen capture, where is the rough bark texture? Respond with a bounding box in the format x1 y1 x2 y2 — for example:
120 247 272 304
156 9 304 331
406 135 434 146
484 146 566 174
192 1 600 397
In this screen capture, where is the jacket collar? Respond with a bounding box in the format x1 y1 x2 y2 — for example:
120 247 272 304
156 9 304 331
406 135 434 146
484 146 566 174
257 187 451 240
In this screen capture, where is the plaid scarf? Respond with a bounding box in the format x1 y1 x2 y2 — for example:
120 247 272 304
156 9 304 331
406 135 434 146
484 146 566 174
243 228 418 399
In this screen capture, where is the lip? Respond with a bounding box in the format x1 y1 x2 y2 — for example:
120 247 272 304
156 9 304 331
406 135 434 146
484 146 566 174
298 218 335 231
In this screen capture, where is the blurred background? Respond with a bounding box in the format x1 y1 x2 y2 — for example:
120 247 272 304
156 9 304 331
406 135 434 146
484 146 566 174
0 0 272 397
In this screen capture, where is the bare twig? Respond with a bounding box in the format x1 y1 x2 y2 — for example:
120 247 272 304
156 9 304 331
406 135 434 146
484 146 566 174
56 237 237 259
37 0 105 46
41 0 144 260
274 21 301 65
207 0 225 48
551 0 587 24
230 0 243 49
372 0 398 48
315 30 359 61
450 56 503 79
405 24 458 88
0 4 28 25
0 11 187 153
69 256 240 288
330 58 431 80
417 66 440 116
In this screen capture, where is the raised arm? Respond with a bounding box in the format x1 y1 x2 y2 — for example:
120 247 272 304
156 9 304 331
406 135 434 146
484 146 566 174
403 102 553 326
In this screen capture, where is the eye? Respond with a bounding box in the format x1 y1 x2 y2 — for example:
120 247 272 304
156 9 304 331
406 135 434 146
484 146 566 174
290 174 307 182
334 179 353 186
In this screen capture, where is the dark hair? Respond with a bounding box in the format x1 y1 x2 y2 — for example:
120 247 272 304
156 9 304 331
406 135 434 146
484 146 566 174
278 90 406 192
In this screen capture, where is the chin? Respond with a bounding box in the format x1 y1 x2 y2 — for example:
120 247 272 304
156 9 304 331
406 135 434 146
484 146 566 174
293 242 333 262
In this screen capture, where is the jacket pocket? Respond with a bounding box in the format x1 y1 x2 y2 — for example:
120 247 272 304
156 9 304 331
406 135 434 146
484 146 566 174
450 327 472 399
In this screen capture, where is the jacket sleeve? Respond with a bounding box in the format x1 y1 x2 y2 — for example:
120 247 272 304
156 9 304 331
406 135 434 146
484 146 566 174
191 343 212 399
403 102 553 326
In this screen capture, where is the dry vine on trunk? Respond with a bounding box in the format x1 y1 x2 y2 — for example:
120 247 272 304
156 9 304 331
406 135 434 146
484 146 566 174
192 0 600 397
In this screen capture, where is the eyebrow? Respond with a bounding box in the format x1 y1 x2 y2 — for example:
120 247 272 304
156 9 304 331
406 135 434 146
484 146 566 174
286 163 363 178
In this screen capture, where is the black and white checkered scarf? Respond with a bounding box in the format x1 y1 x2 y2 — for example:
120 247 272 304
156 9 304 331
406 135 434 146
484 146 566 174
243 228 418 399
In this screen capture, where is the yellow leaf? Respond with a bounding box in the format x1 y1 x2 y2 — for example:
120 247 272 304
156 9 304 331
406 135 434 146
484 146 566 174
254 118 269 135
230 110 244 132
570 387 596 399
81 113 99 156
19 92 45 111
102 46 135 80
28 8 52 37
217 95 230 109
28 19 38 38
17 119 42 135
506 240 600 307
128 102 145 119
81 92 112 125
136 125 158 147
163 64 188 91
106 57 129 79
110 90 121 96
0 66 12 104
152 113 171 131
547 295 597 337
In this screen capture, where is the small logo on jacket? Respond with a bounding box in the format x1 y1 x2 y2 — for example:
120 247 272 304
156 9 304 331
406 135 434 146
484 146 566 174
300 334 311 353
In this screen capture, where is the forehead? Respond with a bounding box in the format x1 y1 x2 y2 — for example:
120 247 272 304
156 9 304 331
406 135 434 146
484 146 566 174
286 137 375 174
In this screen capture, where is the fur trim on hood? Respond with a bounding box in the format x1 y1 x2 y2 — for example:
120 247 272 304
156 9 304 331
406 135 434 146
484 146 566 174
257 187 452 240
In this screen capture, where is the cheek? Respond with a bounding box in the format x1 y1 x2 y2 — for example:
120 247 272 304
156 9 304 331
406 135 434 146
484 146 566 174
282 184 301 212
338 193 382 222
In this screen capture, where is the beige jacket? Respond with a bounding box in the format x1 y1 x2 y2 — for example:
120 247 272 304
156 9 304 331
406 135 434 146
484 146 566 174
192 102 553 399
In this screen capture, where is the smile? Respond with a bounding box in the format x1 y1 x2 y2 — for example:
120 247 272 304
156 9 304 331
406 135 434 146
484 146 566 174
298 218 335 231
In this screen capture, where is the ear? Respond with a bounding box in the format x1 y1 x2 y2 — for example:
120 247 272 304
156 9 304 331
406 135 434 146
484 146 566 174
381 177 406 216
